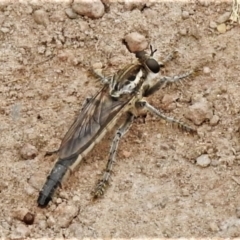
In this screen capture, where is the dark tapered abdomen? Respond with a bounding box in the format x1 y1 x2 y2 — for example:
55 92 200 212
37 163 67 207
37 156 78 207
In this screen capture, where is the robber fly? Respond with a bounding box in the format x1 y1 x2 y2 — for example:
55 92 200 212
37 45 196 207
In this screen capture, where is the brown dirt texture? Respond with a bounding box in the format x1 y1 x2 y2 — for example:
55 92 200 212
1 0 240 238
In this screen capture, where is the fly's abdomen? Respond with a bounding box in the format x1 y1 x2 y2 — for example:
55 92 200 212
37 162 69 207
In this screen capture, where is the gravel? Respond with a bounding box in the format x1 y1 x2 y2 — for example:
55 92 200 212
1 0 240 238
33 9 49 26
196 154 211 167
72 0 105 19
124 32 148 52
185 97 213 125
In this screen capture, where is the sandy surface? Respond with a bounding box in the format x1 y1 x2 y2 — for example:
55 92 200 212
1 0 240 238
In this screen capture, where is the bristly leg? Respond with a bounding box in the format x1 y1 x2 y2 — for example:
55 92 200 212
136 100 196 134
90 68 111 85
93 113 134 198
161 51 178 65
144 70 194 97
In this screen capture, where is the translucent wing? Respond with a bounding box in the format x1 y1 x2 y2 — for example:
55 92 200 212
58 85 130 160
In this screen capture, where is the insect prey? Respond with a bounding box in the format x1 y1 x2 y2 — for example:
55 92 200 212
37 45 196 207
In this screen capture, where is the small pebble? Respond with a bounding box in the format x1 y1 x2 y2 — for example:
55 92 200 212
72 195 80 202
209 21 217 29
46 216 56 227
181 188 190 196
65 8 78 19
25 5 33 14
23 212 35 225
56 198 62 204
189 26 200 39
122 150 131 158
72 0 105 19
217 23 226 34
92 62 103 69
179 28 187 36
196 154 211 167
162 93 178 107
124 32 148 52
210 115 220 126
33 9 49 26
20 143 38 160
147 202 153 210
1 27 9 33
209 222 219 232
71 57 80 66
55 203 80 228
37 45 46 54
217 12 230 23
184 97 213 125
28 174 44 190
45 49 52 57
189 9 195 15
124 2 145 11
198 0 209 6
59 191 69 199
203 66 211 74
182 11 189 19
210 160 219 167
38 220 47 230
50 10 65 22
156 162 161 168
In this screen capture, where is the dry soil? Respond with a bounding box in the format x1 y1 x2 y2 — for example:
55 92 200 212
1 0 240 238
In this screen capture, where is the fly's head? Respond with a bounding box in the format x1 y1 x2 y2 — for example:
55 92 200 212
135 45 162 74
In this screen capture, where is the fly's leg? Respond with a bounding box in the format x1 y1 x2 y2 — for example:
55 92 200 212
146 49 200 97
144 70 194 97
161 51 178 66
94 113 134 198
136 100 196 134
90 69 111 85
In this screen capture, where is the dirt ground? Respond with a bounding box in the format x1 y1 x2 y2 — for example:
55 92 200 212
1 0 240 238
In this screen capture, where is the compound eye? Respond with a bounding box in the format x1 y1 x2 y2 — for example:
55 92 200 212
146 58 160 73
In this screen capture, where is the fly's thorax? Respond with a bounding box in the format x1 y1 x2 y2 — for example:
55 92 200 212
109 64 146 98
108 46 161 99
